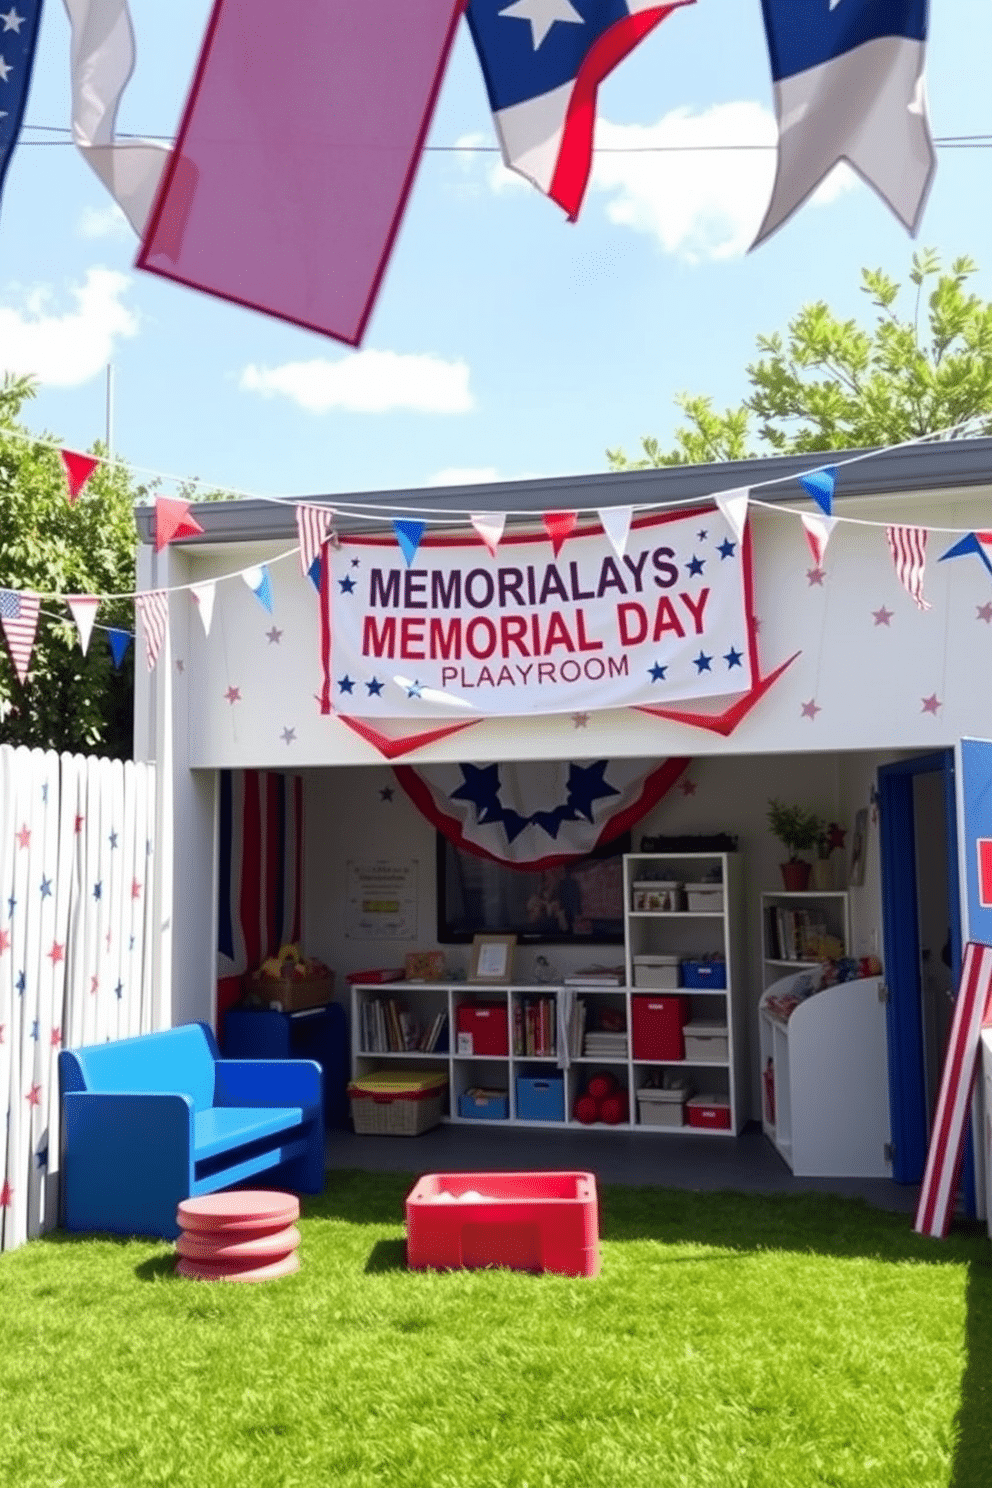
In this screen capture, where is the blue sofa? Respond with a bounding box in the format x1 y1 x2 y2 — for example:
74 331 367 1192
58 1021 324 1239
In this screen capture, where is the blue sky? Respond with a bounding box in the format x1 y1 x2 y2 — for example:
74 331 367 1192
1 0 990 501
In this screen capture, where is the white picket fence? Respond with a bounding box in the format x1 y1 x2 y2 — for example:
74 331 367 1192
0 745 160 1252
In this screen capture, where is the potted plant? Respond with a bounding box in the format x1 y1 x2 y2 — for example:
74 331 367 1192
766 800 825 890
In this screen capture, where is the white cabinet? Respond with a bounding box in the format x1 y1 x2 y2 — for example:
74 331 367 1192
760 890 851 989
758 970 892 1177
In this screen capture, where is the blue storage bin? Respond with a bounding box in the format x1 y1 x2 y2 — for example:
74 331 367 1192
680 959 727 990
458 1090 509 1121
516 1074 565 1122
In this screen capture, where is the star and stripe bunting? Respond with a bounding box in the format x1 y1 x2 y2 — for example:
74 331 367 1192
295 503 336 578
134 590 168 671
0 587 40 683
886 524 932 610
0 2 44 222
914 940 992 1239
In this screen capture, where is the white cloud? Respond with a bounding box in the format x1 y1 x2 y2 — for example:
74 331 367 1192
0 269 139 385
427 466 500 486
453 131 529 195
240 351 474 415
77 203 132 240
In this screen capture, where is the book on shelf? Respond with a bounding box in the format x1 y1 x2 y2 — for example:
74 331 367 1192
515 996 557 1056
563 965 624 986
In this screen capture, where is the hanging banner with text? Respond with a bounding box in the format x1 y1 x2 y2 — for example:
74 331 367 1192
320 508 754 719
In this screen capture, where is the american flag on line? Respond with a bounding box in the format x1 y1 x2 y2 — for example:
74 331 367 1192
886 525 932 611
134 590 169 671
0 588 41 684
295 504 336 578
0 0 44 223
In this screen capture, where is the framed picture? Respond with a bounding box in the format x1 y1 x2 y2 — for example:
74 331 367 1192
470 933 516 984
849 807 868 888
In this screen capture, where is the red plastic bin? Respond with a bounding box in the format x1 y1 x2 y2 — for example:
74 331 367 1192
631 994 689 1061
686 1095 732 1131
456 1001 509 1056
405 1170 600 1276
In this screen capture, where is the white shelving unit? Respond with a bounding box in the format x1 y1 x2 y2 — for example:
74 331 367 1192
760 890 851 990
758 969 892 1177
348 851 747 1134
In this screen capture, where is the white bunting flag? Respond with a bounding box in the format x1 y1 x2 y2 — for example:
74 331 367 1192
470 512 506 558
295 503 336 576
190 581 216 636
598 506 633 561
242 565 273 612
801 512 837 567
64 0 172 237
67 595 101 655
715 488 750 543
135 590 169 671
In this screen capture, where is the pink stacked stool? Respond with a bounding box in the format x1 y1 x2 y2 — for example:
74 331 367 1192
175 1190 301 1282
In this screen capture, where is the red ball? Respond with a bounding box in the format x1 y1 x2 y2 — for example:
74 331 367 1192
599 1093 628 1125
574 1094 599 1125
587 1073 617 1101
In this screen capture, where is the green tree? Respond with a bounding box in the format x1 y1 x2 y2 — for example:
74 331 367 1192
607 250 992 469
0 374 141 757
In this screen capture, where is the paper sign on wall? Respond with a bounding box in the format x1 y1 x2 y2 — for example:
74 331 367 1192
344 859 419 941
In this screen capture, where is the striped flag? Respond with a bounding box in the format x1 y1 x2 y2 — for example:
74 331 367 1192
886 524 932 610
295 504 336 577
915 940 992 1239
134 591 168 671
0 0 44 222
216 770 303 1024
0 588 40 684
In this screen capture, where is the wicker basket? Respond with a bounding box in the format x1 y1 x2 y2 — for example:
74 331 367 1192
243 972 334 1012
348 1072 448 1136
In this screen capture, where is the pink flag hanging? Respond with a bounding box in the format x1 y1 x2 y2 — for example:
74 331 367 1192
60 449 99 504
137 0 464 346
155 497 204 551
543 510 578 558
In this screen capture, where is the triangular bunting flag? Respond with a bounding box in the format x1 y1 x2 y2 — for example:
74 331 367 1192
296 503 336 576
308 555 322 592
155 496 205 551
242 565 273 613
801 513 837 567
394 519 426 567
598 506 632 561
108 629 132 670
798 467 836 516
886 526 932 612
543 510 578 558
60 449 99 504
66 595 100 655
190 581 216 636
0 588 41 685
714 487 750 543
135 591 169 671
470 512 506 558
939 531 992 578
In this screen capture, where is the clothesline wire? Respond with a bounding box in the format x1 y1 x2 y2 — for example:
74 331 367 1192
16 124 992 152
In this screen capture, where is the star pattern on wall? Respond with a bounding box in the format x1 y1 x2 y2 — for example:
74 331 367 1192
921 693 942 715
872 605 893 626
801 698 821 720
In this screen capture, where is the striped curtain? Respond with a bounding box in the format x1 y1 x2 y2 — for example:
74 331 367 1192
216 770 303 1026
0 746 158 1253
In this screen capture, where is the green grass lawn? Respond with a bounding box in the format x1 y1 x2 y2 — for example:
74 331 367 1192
0 1174 989 1488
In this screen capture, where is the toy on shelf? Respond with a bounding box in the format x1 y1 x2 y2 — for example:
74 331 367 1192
574 1071 629 1126
244 943 334 1012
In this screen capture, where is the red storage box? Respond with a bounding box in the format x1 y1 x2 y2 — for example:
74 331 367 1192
456 1001 509 1057
686 1094 732 1131
406 1170 600 1276
631 994 689 1061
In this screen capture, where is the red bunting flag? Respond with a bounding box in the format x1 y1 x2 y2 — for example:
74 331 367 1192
155 497 205 551
60 449 99 504
543 510 578 558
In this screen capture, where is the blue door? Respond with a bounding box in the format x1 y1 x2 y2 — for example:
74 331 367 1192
878 751 960 1186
